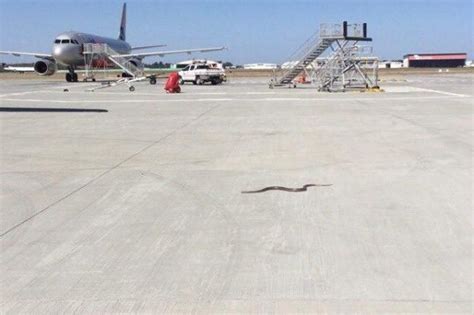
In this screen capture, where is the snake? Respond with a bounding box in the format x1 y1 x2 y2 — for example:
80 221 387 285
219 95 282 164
241 184 332 194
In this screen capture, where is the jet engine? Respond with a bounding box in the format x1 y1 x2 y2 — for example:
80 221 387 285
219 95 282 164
128 58 143 70
120 58 143 78
34 60 57 76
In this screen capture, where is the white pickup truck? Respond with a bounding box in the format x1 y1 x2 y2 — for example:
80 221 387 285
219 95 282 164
178 64 226 85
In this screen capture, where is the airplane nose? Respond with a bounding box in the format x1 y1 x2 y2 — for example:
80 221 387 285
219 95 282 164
53 45 78 64
53 46 64 61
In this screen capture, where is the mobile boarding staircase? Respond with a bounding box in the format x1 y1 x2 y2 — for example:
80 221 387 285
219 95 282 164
270 22 379 92
82 43 152 91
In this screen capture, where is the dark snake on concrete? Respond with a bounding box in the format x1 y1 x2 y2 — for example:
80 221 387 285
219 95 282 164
241 184 332 194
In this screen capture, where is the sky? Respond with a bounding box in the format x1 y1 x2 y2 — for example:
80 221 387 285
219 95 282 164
0 0 472 65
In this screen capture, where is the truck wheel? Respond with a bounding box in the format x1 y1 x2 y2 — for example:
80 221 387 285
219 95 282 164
149 77 156 85
179 77 184 85
129 86 135 92
196 77 204 85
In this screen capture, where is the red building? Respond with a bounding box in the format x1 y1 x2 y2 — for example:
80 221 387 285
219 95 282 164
403 53 467 68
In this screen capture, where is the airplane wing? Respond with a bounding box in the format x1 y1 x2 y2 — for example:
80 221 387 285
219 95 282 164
114 47 226 59
131 44 166 50
4 66 35 72
0 51 53 60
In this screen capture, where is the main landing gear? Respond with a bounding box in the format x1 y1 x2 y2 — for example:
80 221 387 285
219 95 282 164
65 67 78 82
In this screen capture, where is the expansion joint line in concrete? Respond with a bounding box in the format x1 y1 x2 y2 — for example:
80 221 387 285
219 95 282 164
0 103 222 238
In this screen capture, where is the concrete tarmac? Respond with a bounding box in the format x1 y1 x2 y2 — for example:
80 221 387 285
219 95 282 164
0 74 472 313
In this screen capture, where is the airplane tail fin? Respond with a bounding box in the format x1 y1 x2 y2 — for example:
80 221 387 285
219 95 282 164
118 3 126 41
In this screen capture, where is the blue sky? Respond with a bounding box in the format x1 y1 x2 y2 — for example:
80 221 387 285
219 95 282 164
0 0 472 64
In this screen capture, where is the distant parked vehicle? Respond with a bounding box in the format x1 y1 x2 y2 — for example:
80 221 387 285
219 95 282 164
178 64 226 85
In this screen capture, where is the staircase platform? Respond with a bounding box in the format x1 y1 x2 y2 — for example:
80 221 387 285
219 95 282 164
271 21 377 90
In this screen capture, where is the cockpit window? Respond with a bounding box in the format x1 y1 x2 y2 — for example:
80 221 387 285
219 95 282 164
61 39 70 44
54 39 60 44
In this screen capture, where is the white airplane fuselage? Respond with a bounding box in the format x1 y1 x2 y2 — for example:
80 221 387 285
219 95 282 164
53 31 131 67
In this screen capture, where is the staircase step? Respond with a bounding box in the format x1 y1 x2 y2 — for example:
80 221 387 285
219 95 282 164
277 38 336 84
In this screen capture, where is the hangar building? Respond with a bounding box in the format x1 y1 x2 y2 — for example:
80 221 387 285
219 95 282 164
403 53 467 68
243 63 278 70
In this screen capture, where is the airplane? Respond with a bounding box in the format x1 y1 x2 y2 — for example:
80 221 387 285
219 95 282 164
0 3 225 83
